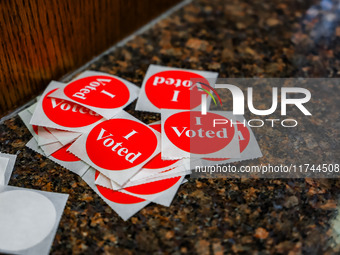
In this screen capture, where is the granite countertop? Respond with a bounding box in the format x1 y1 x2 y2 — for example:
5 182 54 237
1 0 340 254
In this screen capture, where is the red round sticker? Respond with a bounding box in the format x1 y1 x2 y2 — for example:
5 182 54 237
145 70 208 110
125 176 181 195
86 119 158 170
164 111 235 154
204 121 250 161
144 124 179 169
43 89 101 128
64 75 130 108
95 171 145 204
51 143 80 162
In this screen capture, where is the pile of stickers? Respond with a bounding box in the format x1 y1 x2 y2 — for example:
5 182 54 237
20 65 262 220
0 153 68 255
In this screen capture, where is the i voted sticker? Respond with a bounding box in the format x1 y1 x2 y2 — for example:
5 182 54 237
64 76 130 109
164 111 236 154
120 119 188 183
135 65 218 113
43 89 101 128
122 122 186 183
68 110 161 185
86 119 158 171
145 71 208 110
30 81 105 133
48 71 140 119
161 110 241 159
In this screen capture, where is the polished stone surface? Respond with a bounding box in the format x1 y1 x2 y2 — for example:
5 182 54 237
1 0 340 254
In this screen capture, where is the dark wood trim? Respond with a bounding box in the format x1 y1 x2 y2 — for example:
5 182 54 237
0 0 181 117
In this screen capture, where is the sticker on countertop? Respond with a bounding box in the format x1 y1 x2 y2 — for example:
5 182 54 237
161 110 241 159
118 121 191 183
0 185 68 255
135 65 218 113
19 106 81 146
48 71 140 119
68 110 161 186
30 81 105 133
0 153 17 186
20 106 69 156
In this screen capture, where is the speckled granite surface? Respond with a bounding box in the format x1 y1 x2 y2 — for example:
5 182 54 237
1 0 340 254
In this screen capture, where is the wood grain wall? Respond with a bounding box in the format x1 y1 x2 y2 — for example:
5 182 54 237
0 0 180 117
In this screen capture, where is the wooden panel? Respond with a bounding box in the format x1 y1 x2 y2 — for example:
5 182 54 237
0 0 180 117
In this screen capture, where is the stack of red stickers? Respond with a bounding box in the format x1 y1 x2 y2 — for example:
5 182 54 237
21 70 189 221
67 111 188 220
134 65 262 164
20 66 262 221
160 110 262 165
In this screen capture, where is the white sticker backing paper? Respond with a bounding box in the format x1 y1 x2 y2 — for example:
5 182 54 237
0 185 68 255
0 153 17 186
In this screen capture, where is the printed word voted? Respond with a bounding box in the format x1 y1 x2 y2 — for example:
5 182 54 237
51 98 99 116
171 127 228 138
164 111 236 154
143 70 209 110
152 76 193 88
72 78 114 100
172 116 229 139
96 128 141 163
152 76 198 103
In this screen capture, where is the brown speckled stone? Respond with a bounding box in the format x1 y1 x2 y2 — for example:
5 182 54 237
1 0 340 254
